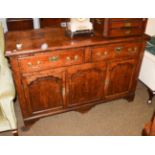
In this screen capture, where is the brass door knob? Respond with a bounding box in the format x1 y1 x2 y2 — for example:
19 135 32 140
37 61 41 65
74 55 79 61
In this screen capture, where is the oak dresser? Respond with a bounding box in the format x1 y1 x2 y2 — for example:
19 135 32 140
5 19 149 128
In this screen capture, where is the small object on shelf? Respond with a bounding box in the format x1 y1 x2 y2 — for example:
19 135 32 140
16 43 23 50
41 43 48 50
66 18 93 38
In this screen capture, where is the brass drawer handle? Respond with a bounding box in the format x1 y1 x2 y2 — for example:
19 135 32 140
74 55 79 61
96 51 108 57
27 62 32 67
49 56 59 62
128 48 132 52
128 47 138 53
128 48 135 54
37 61 41 65
124 22 132 27
115 47 123 53
66 56 71 61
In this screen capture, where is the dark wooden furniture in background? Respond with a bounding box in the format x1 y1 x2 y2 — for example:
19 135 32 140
5 19 148 129
93 18 147 38
7 18 33 31
40 18 67 28
143 112 155 136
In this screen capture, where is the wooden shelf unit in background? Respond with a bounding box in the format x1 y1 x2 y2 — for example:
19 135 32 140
7 18 33 31
40 18 68 28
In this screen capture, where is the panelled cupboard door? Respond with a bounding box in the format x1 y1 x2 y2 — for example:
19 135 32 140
21 69 66 116
67 62 107 106
105 59 137 97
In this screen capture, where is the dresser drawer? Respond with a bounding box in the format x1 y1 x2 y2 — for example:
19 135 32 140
110 20 144 29
92 42 141 62
111 42 142 58
109 28 143 37
18 48 85 73
92 46 113 62
94 18 147 38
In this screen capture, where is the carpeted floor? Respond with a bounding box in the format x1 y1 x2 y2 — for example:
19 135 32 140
0 81 155 136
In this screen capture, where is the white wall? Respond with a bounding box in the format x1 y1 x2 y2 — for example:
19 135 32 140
146 18 155 35
0 18 7 32
33 18 40 29
0 18 40 33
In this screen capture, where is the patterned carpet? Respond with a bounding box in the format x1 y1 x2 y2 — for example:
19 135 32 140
0 81 155 136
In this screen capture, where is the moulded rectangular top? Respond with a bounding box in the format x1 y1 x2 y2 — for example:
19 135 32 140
5 27 150 57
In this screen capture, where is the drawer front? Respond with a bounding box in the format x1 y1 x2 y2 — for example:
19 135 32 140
110 20 144 29
111 42 142 58
92 42 141 62
103 18 147 38
109 28 144 37
92 46 113 62
18 48 85 73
